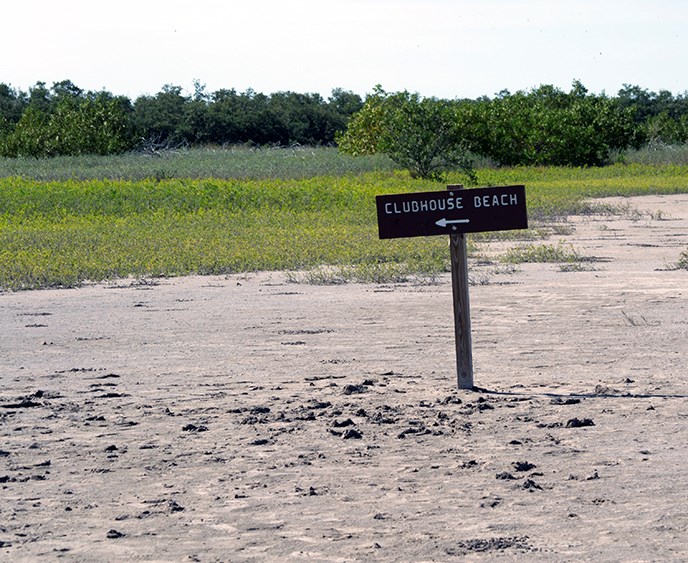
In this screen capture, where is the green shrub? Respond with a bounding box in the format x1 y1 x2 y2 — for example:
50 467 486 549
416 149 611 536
0 97 133 157
458 82 640 166
678 249 688 270
0 107 49 157
503 242 585 263
337 87 474 181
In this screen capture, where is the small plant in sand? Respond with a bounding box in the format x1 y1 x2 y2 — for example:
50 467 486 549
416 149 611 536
558 262 598 272
502 242 587 264
678 249 688 270
287 260 443 286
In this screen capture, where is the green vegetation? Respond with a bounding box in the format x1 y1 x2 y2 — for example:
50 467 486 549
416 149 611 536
0 146 396 182
3 79 688 169
0 172 447 290
679 249 688 270
338 82 641 175
336 87 475 180
503 242 586 264
3 80 688 290
612 144 688 166
1 96 131 158
2 154 688 291
476 163 688 221
457 82 639 166
0 81 363 157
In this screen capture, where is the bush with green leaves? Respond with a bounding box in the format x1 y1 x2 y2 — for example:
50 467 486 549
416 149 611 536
0 107 49 157
0 95 133 157
678 249 688 270
643 112 688 145
458 82 640 166
337 86 475 181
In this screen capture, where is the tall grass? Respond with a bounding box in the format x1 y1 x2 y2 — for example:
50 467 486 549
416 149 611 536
610 144 688 166
0 146 397 182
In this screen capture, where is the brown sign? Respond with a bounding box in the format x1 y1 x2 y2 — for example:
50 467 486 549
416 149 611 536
376 185 527 239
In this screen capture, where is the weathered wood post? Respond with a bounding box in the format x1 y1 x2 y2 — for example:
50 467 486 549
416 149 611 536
447 185 474 389
375 183 527 391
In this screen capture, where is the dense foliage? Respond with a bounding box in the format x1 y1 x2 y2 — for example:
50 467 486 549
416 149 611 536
0 80 363 157
0 81 135 157
339 82 645 172
457 82 641 166
336 87 474 180
2 79 688 167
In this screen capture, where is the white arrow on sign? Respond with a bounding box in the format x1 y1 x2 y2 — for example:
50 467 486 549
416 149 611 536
435 218 470 228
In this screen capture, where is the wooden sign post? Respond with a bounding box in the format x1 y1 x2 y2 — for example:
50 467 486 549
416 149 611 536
448 185 473 389
376 184 527 390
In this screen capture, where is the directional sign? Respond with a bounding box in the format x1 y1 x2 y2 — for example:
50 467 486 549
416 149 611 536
376 184 527 239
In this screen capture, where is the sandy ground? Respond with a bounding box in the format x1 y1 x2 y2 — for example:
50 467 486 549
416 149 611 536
1 194 687 562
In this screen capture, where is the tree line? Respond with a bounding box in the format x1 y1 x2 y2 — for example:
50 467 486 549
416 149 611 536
0 80 363 158
2 79 688 171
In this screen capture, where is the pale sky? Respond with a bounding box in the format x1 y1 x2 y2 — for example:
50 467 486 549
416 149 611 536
3 0 688 100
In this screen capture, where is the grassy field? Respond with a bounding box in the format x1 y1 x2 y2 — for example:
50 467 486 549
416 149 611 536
0 145 398 182
2 148 688 291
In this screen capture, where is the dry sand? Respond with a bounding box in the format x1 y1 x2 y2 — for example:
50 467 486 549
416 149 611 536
1 194 687 562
